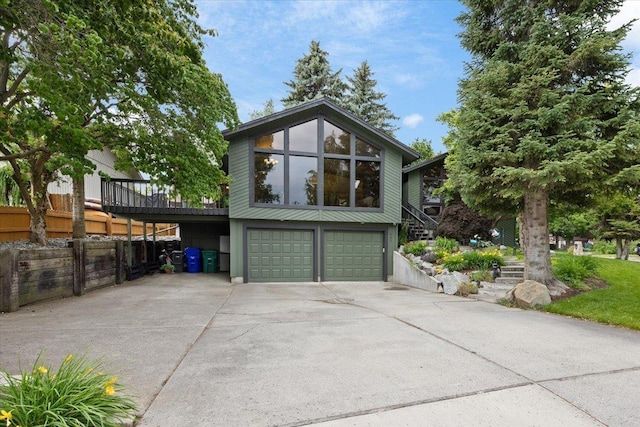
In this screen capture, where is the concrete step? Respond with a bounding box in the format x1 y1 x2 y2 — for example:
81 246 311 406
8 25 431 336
495 277 522 285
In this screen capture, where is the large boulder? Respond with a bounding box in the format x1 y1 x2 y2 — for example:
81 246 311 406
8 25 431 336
435 271 470 295
511 280 551 308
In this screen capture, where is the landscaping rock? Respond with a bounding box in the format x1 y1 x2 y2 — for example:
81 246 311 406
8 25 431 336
512 280 551 308
435 271 470 295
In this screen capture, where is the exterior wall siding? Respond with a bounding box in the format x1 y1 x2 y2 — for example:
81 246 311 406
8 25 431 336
408 169 422 208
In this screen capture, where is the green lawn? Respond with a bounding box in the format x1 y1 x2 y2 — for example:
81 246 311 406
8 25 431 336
545 258 640 330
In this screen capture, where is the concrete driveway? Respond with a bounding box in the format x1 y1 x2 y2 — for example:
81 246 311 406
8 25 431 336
1 273 639 426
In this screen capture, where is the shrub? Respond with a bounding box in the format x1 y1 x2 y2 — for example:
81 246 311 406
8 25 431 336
435 236 459 252
441 252 465 271
463 249 504 270
0 354 137 427
469 270 493 283
456 281 479 296
552 255 599 286
403 241 427 256
591 240 616 255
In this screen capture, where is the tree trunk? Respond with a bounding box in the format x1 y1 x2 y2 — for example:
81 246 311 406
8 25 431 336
27 167 50 245
521 190 571 297
72 176 86 239
522 190 553 284
616 237 623 259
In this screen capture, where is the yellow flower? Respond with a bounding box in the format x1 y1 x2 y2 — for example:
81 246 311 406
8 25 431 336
105 376 118 386
64 354 73 364
105 385 115 396
37 366 48 375
85 368 94 376
0 410 12 421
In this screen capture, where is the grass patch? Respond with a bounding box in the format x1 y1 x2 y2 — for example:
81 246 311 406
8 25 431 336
546 258 640 330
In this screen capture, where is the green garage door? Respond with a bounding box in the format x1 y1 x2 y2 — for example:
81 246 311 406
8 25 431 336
247 229 313 282
324 231 384 281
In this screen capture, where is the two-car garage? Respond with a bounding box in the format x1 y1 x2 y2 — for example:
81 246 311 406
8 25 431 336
245 227 385 282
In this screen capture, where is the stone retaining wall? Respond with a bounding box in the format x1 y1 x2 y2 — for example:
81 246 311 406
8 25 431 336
0 240 125 312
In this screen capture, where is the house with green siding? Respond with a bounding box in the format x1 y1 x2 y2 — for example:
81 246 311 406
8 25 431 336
102 98 514 283
223 98 418 283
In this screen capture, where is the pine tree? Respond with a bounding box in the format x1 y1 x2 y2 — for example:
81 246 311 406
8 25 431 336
449 0 640 292
343 61 399 137
281 41 346 107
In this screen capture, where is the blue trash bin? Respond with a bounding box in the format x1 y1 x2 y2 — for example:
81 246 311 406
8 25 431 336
184 247 202 273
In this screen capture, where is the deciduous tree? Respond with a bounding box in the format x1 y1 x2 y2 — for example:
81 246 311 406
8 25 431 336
0 0 238 244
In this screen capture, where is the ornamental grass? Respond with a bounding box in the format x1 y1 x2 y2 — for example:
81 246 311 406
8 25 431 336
0 354 136 427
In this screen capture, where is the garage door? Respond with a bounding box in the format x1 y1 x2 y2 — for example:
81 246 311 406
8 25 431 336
247 229 313 282
323 231 384 281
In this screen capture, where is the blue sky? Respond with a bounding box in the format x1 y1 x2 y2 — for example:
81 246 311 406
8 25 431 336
195 1 640 154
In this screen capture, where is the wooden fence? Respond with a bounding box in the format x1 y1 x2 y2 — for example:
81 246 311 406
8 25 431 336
0 206 176 242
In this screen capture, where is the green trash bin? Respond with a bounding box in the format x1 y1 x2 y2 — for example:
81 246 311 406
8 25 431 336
202 250 218 273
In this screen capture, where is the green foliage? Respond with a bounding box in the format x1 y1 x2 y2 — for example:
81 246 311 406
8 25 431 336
591 240 617 255
441 252 465 271
549 210 594 241
546 258 640 330
0 354 136 427
435 236 459 252
447 1 640 283
1 0 239 243
469 270 493 283
552 255 599 287
441 249 504 272
403 241 427 256
0 165 24 206
249 99 276 121
407 138 434 165
343 61 399 137
281 40 346 107
398 221 409 246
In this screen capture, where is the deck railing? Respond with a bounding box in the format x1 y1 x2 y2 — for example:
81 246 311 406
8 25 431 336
101 178 228 216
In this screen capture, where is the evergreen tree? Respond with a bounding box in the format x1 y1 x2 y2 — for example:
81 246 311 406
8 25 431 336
448 0 639 292
281 41 346 107
249 99 276 121
343 61 399 137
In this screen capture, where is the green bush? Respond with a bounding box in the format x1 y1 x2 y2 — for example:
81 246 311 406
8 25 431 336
590 240 616 255
435 236 459 252
0 354 137 427
552 255 599 286
441 252 466 271
469 270 493 282
403 241 427 256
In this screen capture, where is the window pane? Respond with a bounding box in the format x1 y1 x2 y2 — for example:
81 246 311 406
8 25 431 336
289 156 318 206
254 153 284 204
355 161 380 208
289 120 317 153
324 159 350 206
356 138 380 157
255 130 284 150
324 121 350 155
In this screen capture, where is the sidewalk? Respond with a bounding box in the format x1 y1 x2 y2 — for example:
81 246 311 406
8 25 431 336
1 273 640 426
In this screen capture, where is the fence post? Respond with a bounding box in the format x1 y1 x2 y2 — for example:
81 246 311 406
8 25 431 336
0 249 19 312
73 239 86 296
115 240 124 284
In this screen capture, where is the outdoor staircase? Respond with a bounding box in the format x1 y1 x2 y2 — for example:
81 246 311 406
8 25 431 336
495 259 525 285
471 259 524 303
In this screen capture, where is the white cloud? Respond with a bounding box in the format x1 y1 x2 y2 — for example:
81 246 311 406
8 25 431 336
626 68 640 87
403 114 424 128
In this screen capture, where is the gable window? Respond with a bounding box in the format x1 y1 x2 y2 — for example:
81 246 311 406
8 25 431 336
252 117 382 209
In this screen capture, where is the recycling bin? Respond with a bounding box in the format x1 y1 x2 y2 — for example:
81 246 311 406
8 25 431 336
184 247 202 273
202 250 218 273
